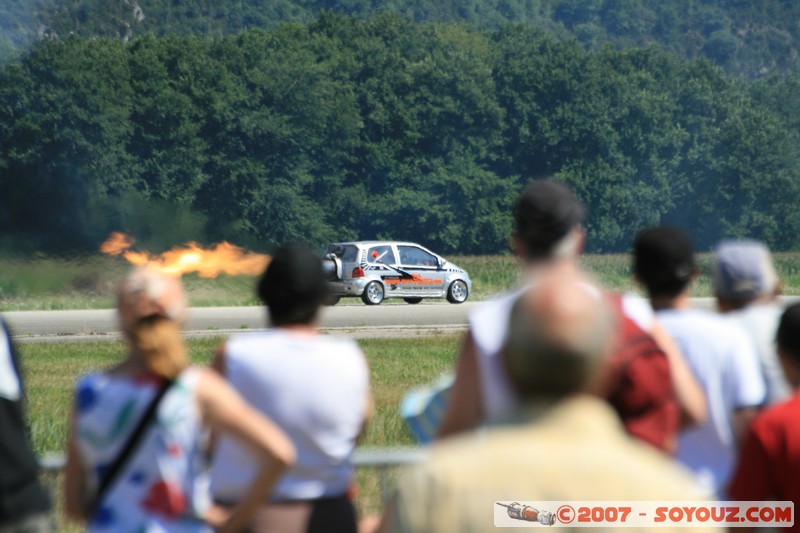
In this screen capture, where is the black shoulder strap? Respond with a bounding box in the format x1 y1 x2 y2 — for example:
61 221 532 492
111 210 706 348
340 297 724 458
92 378 174 513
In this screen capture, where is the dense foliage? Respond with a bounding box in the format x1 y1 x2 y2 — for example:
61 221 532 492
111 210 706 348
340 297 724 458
2 14 800 254
4 0 800 80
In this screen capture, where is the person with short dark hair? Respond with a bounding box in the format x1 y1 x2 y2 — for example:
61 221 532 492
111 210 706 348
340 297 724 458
713 240 790 405
210 244 372 533
0 317 52 533
633 227 765 497
728 302 800 503
257 245 329 327
511 178 586 261
633 226 698 302
437 180 706 454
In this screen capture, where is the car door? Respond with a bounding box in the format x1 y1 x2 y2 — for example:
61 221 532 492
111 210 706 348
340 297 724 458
364 244 404 294
395 244 446 296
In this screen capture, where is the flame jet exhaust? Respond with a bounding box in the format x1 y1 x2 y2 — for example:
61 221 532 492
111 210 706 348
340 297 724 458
100 232 270 278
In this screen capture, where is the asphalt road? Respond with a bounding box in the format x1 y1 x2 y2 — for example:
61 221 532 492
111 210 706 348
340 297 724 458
6 296 799 343
5 300 477 342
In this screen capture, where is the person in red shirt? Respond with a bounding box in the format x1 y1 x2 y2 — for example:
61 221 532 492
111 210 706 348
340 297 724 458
728 301 800 504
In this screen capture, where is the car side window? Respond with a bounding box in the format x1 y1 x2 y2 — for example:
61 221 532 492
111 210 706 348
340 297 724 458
398 246 437 267
367 245 395 264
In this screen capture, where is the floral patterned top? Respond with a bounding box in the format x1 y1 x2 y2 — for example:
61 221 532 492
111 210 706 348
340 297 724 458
73 367 212 533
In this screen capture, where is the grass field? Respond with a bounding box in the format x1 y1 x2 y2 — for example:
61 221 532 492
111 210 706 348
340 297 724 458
7 250 800 526
2 252 799 311
20 334 460 528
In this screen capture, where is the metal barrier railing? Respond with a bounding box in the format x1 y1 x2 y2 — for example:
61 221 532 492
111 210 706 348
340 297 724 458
349 446 428 502
38 446 427 509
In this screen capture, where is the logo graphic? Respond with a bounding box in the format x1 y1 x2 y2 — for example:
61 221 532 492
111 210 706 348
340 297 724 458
496 502 556 526
494 501 794 528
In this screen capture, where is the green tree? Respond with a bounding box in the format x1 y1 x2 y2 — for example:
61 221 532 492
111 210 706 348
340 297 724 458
127 34 211 204
195 25 360 247
0 37 133 250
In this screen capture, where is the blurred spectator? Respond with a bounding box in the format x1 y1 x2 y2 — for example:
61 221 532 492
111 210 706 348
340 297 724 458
210 244 372 533
713 239 790 405
633 227 765 497
380 273 708 532
729 302 800 502
0 317 52 532
64 267 295 533
438 179 705 453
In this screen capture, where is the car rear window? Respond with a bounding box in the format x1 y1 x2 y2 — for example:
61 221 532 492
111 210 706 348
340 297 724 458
327 244 359 262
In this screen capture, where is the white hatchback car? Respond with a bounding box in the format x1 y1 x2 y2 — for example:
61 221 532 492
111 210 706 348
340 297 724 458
323 241 472 305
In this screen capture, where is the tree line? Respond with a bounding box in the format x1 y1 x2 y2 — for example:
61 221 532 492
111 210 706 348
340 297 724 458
5 0 800 81
1 14 799 255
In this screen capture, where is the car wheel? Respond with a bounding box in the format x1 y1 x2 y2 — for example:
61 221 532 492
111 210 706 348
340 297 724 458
403 297 423 304
446 280 469 304
361 281 385 305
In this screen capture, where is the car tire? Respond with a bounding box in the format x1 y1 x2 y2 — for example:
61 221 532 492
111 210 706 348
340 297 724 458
361 281 385 305
403 297 423 304
446 280 469 304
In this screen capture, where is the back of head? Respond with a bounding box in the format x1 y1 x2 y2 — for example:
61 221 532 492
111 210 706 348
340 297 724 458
258 243 327 327
503 273 616 401
713 239 778 307
633 226 696 299
514 179 585 262
118 267 188 379
777 302 800 366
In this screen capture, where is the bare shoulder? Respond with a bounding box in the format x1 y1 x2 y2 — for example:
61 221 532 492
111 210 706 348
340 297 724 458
192 366 238 404
194 365 232 390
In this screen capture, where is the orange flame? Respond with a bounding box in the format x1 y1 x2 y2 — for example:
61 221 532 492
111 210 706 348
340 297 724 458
100 231 133 255
100 232 270 278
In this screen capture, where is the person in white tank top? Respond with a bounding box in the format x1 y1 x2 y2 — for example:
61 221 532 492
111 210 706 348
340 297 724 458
210 244 372 533
438 180 707 444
